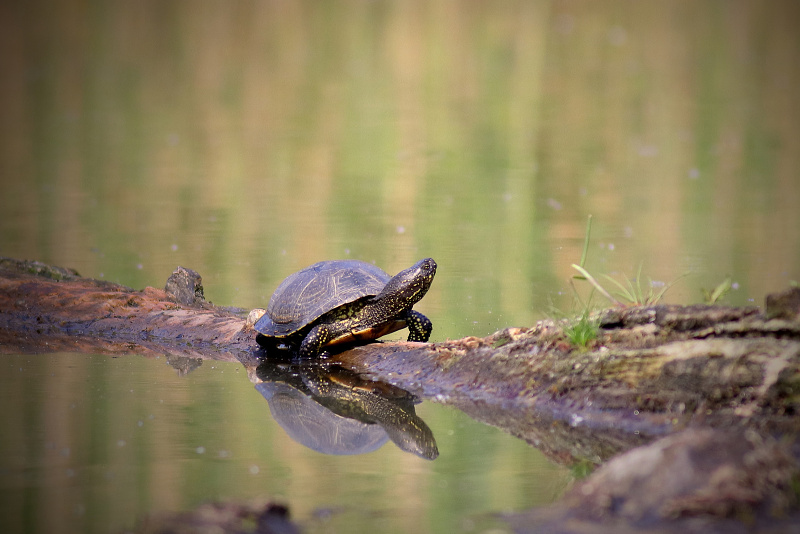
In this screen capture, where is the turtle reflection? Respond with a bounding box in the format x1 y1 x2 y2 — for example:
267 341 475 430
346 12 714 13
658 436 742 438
252 359 438 460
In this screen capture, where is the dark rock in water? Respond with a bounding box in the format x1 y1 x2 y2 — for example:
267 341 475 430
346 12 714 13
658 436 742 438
766 286 800 321
132 499 300 534
164 266 205 306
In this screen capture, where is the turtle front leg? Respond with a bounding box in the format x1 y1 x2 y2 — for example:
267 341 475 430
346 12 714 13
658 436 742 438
405 310 432 342
298 324 332 358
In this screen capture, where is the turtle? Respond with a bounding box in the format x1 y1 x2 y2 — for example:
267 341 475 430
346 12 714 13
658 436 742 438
254 257 436 358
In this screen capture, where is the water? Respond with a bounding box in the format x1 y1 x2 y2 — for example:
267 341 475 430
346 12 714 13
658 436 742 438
1 1 799 532
0 354 567 533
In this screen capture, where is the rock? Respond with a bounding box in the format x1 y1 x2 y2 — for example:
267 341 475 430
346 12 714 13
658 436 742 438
164 266 205 306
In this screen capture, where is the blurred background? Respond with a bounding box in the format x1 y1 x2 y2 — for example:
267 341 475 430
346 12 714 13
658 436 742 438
1 1 799 532
1 1 799 336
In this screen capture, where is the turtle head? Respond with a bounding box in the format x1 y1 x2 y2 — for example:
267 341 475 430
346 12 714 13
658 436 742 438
377 258 437 308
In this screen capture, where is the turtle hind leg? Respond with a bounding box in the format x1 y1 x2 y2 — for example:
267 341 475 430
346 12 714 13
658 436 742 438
405 310 432 342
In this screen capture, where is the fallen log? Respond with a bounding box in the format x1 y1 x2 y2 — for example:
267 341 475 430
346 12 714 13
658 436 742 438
3 258 799 533
2 257 799 454
0 258 252 360
330 305 800 464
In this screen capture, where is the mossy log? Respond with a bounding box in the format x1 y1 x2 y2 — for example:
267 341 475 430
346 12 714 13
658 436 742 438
3 258 799 533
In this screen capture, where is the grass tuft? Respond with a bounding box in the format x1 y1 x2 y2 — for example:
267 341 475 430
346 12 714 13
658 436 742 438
701 276 733 304
562 309 599 349
570 215 685 307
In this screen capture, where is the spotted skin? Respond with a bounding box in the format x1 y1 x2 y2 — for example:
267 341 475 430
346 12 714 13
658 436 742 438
405 310 432 342
255 258 436 358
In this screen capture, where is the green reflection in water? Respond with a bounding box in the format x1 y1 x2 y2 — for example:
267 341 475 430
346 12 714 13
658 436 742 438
2 1 798 342
0 354 569 534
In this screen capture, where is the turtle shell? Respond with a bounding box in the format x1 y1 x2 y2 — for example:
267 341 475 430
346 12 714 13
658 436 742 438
255 260 391 338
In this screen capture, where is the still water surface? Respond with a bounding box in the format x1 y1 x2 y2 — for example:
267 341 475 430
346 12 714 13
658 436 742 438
0 354 568 533
1 1 799 532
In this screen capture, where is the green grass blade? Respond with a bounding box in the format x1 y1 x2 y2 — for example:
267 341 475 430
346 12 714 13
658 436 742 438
601 274 637 304
578 214 592 269
572 264 623 306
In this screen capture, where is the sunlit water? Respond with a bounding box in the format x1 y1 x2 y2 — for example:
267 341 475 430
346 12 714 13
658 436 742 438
0 354 569 533
1 1 799 532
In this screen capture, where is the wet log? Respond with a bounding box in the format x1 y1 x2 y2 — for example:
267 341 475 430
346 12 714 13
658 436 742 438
0 258 253 360
332 304 800 463
2 257 799 449
3 258 800 533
